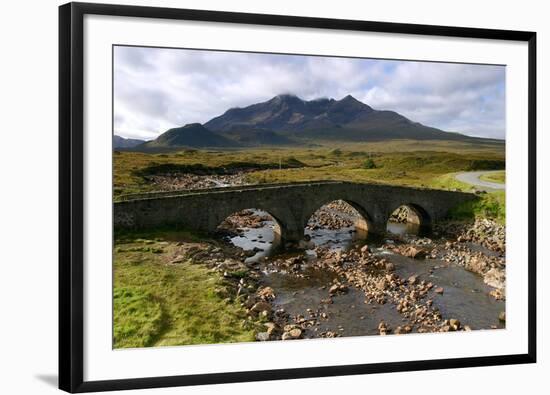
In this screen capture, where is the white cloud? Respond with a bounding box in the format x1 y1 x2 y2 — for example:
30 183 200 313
114 46 505 140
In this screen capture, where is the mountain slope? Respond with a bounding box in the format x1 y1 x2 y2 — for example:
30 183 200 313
205 94 486 143
128 94 502 152
220 128 295 146
113 135 146 149
205 94 371 132
138 123 237 150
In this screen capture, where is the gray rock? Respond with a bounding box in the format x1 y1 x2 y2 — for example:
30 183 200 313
256 332 270 341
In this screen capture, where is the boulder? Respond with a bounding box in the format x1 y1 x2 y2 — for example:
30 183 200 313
449 318 461 331
329 283 348 295
255 332 270 341
169 255 186 264
484 268 505 290
282 328 302 340
257 286 276 300
465 256 488 275
250 301 272 315
378 320 389 335
402 246 427 259
375 278 388 291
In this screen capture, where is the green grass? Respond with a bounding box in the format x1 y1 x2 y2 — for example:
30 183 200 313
114 231 256 348
114 141 506 224
244 151 504 190
427 172 476 191
114 140 505 198
480 170 505 184
114 287 164 348
448 191 505 223
362 158 377 169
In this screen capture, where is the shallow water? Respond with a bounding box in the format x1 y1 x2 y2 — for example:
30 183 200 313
378 252 505 329
387 221 420 236
264 266 406 337
224 210 505 334
226 210 281 263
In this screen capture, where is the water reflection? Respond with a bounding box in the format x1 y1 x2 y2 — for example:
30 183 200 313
306 225 361 251
386 221 420 236
226 210 281 263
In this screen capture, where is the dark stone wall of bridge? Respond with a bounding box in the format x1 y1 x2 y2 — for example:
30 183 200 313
114 182 476 243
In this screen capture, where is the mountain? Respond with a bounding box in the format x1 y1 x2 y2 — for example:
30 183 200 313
205 94 365 132
205 94 487 143
113 135 145 149
137 123 236 150
128 94 501 151
219 128 294 146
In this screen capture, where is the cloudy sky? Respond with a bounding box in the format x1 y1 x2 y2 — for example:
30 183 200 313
114 45 505 141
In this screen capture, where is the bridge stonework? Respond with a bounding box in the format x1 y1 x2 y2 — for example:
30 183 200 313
114 181 476 243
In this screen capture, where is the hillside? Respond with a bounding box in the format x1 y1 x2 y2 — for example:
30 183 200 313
113 135 146 149
206 94 494 143
127 94 503 151
136 123 237 151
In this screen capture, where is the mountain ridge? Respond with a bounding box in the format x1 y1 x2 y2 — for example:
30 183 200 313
113 135 146 149
126 94 502 151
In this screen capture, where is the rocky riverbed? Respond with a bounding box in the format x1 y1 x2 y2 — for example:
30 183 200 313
205 205 506 341
218 209 275 238
306 200 357 230
144 173 249 191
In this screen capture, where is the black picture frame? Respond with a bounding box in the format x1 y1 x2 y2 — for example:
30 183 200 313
59 2 537 393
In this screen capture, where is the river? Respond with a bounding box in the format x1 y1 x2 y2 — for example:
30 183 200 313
224 209 505 338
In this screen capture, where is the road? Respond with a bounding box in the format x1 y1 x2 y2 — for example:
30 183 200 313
455 170 505 191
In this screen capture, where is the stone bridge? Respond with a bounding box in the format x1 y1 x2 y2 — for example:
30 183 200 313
114 181 477 244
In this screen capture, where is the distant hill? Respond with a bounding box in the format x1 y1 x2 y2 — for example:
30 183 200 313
127 94 502 151
137 123 237 150
113 135 145 149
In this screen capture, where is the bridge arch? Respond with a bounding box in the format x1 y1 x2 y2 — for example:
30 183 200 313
387 202 432 235
215 207 286 243
304 198 375 240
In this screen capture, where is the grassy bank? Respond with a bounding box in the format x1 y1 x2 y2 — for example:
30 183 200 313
447 191 505 224
114 230 256 348
480 170 505 184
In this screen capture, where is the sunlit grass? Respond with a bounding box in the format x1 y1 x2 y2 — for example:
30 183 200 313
448 191 505 224
480 170 505 184
114 141 505 198
114 286 164 348
114 232 256 348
